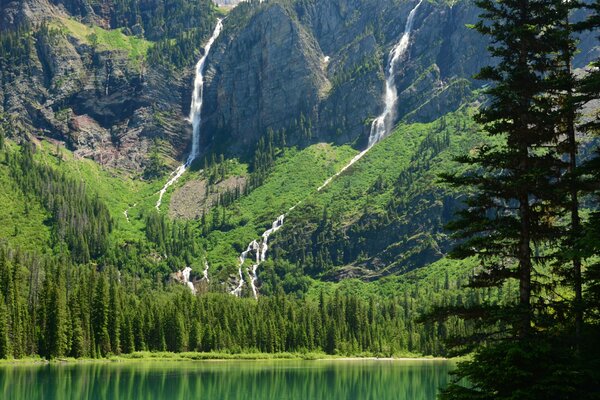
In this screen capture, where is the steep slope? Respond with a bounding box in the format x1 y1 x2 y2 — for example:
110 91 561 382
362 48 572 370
0 0 217 172
199 0 490 158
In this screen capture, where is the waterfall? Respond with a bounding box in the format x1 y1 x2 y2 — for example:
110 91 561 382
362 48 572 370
155 19 224 210
317 0 423 192
203 260 210 283
230 2 422 296
232 215 285 298
368 0 423 147
231 240 259 296
181 266 196 294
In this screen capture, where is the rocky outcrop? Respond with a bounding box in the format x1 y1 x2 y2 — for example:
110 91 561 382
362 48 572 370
0 0 197 172
2 0 597 173
201 2 329 156
200 0 599 159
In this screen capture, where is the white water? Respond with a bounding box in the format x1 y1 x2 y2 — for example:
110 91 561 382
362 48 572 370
182 266 196 294
369 0 423 147
318 0 423 192
123 203 137 223
231 240 259 296
155 19 224 210
232 215 285 298
202 260 210 283
230 1 422 296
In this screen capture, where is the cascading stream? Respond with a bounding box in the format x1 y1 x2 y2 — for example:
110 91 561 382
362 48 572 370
231 1 422 297
231 215 285 298
202 261 210 283
154 19 223 293
155 19 224 211
368 0 423 147
317 0 423 192
181 267 196 294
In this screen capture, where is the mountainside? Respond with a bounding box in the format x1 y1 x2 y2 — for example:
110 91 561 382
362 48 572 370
0 0 600 377
201 0 488 156
1 0 217 172
0 0 598 292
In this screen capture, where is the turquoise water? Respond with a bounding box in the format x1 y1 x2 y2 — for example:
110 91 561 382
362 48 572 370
0 359 454 399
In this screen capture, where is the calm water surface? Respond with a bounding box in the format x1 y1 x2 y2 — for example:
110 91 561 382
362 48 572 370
0 359 454 399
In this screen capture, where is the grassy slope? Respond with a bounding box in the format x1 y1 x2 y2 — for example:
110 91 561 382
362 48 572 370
32 142 159 244
1 106 481 288
261 106 483 277
56 17 152 63
299 106 480 222
204 143 358 271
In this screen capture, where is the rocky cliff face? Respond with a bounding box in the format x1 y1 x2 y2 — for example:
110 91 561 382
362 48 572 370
199 0 492 156
200 0 598 158
201 2 328 155
2 0 596 171
0 0 213 172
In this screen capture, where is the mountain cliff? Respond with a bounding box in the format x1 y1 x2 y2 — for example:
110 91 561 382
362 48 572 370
0 0 598 289
0 0 216 172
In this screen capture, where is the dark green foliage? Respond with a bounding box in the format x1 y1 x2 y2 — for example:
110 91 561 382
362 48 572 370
92 273 111 357
0 242 489 359
144 211 199 270
40 263 68 359
441 0 571 340
0 301 9 359
46 0 217 69
273 117 460 277
0 24 34 77
147 26 216 69
6 143 112 263
440 336 598 400
437 0 600 398
143 142 166 180
247 128 287 189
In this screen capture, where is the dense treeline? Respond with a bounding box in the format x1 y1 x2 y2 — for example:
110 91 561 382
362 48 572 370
0 244 499 359
433 0 600 398
147 26 216 69
4 143 112 263
144 211 200 269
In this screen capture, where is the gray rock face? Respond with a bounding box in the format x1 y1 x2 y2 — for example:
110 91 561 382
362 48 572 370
201 2 328 156
0 0 192 172
199 0 496 156
3 0 597 171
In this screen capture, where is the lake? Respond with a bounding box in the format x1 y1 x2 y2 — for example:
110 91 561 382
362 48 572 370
0 359 454 399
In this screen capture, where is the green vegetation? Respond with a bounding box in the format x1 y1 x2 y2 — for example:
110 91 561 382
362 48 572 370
57 18 152 62
271 107 481 278
432 0 600 398
0 128 491 361
0 152 51 251
0 239 494 360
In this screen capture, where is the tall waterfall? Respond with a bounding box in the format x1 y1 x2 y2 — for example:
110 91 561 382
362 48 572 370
318 0 423 192
368 0 423 147
155 19 224 210
231 1 422 297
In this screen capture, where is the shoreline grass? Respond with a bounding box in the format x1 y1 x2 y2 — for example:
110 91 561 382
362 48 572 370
0 351 453 366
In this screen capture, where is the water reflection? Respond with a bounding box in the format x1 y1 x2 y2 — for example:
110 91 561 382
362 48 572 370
0 359 454 399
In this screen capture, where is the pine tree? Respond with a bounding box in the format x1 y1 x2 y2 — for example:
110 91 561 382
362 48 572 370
437 0 578 397
0 300 10 359
108 271 121 355
45 264 68 358
92 273 111 356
